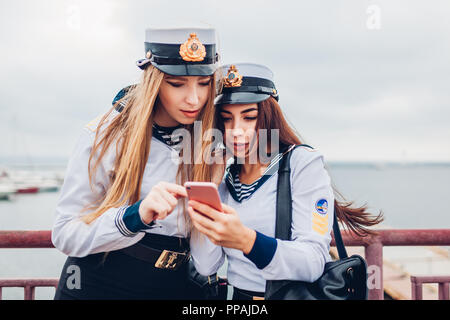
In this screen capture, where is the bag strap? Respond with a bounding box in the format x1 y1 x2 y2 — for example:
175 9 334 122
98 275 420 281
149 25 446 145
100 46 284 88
275 144 348 259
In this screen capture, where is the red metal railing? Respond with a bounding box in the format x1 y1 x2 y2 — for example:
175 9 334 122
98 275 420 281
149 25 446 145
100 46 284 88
0 231 52 248
330 229 450 300
411 276 450 300
1 229 450 300
0 279 59 300
0 231 59 300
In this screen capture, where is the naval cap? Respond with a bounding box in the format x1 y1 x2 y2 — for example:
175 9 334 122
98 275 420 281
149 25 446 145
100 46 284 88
136 25 218 76
214 63 278 106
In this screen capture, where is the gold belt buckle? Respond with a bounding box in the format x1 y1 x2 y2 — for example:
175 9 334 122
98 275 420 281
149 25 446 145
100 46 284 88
154 250 189 270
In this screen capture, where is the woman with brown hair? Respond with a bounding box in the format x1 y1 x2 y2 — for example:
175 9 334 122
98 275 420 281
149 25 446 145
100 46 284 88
52 26 220 299
188 63 383 300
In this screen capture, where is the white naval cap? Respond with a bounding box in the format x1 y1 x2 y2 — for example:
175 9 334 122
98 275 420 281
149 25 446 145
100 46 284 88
136 25 219 76
144 26 217 45
215 63 278 105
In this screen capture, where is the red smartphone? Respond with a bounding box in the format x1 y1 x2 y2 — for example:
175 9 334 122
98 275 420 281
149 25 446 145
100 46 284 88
184 181 223 211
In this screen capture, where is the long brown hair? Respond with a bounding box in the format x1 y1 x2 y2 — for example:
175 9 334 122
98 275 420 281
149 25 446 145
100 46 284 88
216 96 383 237
81 65 218 228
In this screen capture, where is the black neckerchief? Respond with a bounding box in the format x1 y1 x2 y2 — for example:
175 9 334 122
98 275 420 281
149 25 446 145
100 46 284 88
112 86 185 149
152 123 184 148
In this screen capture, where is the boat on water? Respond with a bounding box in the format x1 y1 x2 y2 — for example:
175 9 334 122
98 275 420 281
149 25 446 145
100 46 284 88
13 179 61 194
0 168 61 197
35 179 60 192
0 184 16 200
15 185 40 194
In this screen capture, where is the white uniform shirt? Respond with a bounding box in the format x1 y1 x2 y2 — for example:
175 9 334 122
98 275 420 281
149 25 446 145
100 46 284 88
190 146 334 292
51 111 191 257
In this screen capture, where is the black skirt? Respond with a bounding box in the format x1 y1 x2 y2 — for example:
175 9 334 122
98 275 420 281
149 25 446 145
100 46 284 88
54 236 204 300
232 287 265 300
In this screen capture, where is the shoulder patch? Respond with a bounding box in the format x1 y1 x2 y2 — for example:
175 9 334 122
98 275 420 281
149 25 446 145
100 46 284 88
315 198 328 215
312 198 329 235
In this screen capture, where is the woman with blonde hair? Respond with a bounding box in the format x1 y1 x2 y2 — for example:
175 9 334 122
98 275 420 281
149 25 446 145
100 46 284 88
52 26 220 299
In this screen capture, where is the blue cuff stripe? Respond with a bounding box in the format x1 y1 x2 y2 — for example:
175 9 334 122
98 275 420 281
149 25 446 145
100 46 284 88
244 231 278 269
122 200 155 233
115 206 136 237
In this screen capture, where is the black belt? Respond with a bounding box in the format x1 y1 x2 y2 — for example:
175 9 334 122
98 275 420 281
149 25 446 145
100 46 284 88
233 287 265 300
120 233 190 271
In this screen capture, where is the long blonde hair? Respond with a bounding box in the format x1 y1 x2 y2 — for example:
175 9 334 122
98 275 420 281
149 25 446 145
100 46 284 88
81 65 218 227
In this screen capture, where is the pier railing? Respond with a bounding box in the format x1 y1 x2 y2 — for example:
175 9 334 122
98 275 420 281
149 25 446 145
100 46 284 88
411 275 450 300
0 229 449 300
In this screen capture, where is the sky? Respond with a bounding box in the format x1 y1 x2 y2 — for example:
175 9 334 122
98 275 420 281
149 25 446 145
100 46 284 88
1 0 449 163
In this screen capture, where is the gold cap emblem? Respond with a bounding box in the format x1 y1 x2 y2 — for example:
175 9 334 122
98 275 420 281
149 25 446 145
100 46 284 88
224 65 243 87
179 33 206 62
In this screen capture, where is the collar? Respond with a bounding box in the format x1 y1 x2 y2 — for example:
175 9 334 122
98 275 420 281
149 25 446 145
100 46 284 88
152 123 184 148
224 150 287 203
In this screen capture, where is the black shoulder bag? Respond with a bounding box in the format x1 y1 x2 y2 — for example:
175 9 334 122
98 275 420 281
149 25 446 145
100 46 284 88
187 260 228 300
264 145 368 300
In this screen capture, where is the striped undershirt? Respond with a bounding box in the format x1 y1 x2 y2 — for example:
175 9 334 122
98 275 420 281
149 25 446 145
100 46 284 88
225 145 295 202
152 123 184 150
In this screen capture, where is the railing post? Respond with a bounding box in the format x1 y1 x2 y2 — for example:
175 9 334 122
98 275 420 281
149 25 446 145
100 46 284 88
365 239 383 300
24 285 35 300
438 283 449 300
411 276 423 300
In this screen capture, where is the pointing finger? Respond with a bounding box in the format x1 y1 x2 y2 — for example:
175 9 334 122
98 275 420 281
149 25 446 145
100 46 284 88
160 182 187 198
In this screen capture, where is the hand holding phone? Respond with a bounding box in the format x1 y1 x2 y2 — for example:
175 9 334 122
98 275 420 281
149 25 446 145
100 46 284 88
186 183 256 254
184 181 223 211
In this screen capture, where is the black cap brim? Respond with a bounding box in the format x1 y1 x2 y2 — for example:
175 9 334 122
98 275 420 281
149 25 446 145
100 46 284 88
154 63 217 76
137 59 216 76
214 92 271 106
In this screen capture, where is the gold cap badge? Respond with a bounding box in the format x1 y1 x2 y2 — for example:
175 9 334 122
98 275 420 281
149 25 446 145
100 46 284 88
224 65 243 87
179 33 206 62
